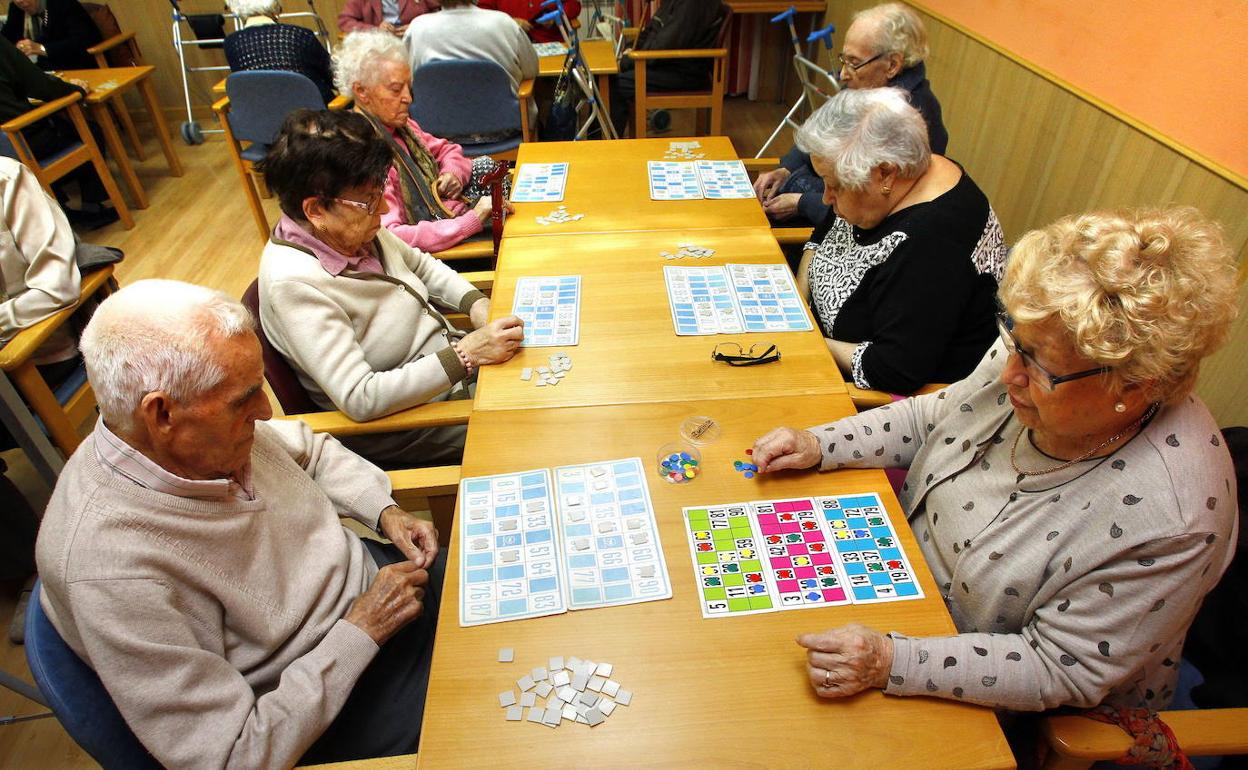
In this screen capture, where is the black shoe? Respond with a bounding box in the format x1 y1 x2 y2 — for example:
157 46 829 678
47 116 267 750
65 206 120 231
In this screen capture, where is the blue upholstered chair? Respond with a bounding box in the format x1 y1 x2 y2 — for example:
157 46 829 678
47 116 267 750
215 70 327 239
409 59 532 159
24 580 161 770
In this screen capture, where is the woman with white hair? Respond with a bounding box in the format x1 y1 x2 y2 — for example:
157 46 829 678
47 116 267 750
223 0 336 104
752 205 1239 715
755 2 947 226
795 87 1004 395
334 29 510 254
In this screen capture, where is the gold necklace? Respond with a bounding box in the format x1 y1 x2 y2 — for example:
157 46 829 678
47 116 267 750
1009 402 1160 477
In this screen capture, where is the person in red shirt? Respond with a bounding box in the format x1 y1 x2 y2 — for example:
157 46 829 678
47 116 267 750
478 0 580 44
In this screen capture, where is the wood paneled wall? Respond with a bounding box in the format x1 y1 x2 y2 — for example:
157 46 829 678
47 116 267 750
823 0 1248 426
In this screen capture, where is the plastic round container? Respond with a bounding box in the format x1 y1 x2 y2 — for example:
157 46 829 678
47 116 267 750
656 442 702 483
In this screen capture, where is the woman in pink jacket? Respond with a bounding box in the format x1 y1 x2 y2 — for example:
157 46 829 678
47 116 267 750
333 30 511 253
337 0 439 35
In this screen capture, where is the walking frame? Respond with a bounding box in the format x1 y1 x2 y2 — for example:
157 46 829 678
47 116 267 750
539 0 618 140
755 6 838 158
166 0 331 145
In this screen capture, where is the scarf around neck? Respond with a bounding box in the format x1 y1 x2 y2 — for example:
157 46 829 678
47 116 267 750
358 108 455 226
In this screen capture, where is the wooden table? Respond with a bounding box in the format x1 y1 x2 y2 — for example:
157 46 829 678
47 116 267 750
416 396 1016 770
477 228 842 411
61 67 183 210
537 38 618 117
506 137 769 237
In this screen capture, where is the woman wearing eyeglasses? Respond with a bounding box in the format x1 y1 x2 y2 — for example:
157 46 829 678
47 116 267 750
795 87 1005 395
256 109 523 467
752 206 1239 713
753 2 947 226
333 29 512 255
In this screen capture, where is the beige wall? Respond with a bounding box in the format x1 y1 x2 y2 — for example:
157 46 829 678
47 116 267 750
823 0 1248 426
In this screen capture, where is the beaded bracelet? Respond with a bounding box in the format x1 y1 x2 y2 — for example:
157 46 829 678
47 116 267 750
451 339 475 377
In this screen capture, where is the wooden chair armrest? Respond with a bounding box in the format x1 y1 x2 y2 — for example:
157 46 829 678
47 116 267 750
328 94 353 110
212 95 231 114
621 27 640 41
847 382 946 410
518 78 534 100
298 751 419 769
0 267 114 371
628 47 728 61
741 157 780 172
772 226 813 246
432 242 494 262
1 92 82 133
86 30 136 56
212 77 227 96
281 398 473 437
1043 709 1248 763
385 466 459 498
460 270 494 293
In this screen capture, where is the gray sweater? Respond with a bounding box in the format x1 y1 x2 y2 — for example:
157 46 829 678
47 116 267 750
36 420 397 769
810 340 1237 711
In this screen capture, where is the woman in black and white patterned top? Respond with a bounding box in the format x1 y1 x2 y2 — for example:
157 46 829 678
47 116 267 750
795 88 1006 394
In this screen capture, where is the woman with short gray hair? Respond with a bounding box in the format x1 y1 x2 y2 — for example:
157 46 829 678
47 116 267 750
223 0 336 104
795 87 1005 395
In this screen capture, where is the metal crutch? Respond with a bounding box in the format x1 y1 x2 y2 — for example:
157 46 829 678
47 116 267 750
755 7 838 158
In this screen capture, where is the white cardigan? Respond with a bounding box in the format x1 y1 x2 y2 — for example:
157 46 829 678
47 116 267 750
258 227 486 421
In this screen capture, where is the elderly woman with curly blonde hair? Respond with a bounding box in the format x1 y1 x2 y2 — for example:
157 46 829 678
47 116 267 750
751 206 1239 713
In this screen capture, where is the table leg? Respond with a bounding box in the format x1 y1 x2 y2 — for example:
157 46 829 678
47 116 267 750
598 73 611 124
138 78 184 177
90 101 147 209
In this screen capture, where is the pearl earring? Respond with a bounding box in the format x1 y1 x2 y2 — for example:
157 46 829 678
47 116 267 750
1114 402 1126 413
881 186 892 196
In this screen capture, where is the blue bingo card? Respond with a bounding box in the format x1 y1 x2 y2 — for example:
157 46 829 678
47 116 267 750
663 265 745 335
511 162 569 202
553 458 672 610
695 160 755 199
459 469 566 626
814 493 924 603
647 161 704 200
512 275 581 347
728 263 813 332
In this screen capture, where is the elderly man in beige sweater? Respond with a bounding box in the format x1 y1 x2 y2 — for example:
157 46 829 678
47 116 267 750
36 279 442 768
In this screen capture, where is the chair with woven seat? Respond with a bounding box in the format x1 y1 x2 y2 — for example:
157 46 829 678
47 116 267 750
1 92 133 229
215 70 328 239
409 59 533 160
624 3 732 139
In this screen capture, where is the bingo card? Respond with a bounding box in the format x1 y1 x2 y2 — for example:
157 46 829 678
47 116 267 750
663 265 745 335
728 263 813 332
511 162 569 203
553 458 672 609
695 160 755 199
533 42 568 57
512 275 581 347
815 493 922 603
682 493 922 618
647 161 704 200
459 469 565 626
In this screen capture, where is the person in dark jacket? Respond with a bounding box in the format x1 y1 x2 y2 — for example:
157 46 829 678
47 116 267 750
223 0 336 104
0 36 115 227
753 2 948 228
608 0 726 135
1 0 101 72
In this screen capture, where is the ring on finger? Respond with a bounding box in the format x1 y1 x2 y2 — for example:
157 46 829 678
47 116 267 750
822 669 834 688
